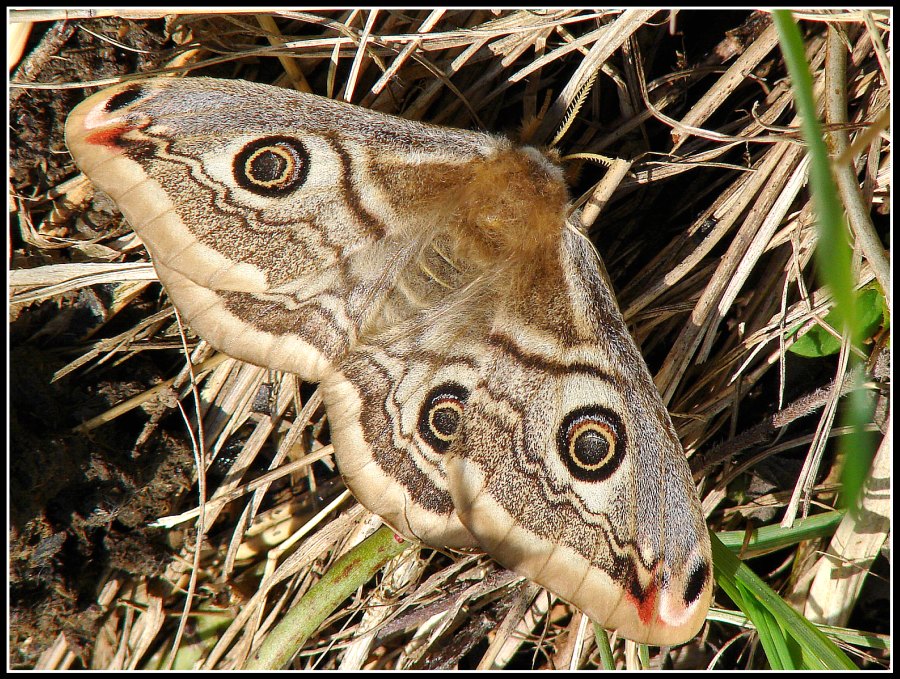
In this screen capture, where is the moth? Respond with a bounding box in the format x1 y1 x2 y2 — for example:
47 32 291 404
66 77 712 645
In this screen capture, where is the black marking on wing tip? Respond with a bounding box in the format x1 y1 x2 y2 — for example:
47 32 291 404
104 84 146 113
683 559 710 605
628 568 645 602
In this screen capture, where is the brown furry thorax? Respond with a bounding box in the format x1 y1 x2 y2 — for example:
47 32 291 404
443 146 569 270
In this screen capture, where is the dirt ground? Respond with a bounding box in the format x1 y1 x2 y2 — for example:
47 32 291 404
10 17 193 666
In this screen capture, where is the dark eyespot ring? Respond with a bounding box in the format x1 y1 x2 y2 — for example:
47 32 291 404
556 406 626 482
105 85 145 113
417 382 469 452
234 136 309 196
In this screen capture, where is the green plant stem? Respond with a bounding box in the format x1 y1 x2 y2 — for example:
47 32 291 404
244 525 410 670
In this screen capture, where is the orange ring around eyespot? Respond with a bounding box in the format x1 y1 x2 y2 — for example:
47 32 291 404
245 145 296 187
428 397 464 444
567 419 616 471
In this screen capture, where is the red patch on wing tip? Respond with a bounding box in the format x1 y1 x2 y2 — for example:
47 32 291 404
631 581 659 625
84 125 133 149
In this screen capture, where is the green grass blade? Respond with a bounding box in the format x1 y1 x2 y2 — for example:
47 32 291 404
711 532 857 669
771 11 856 335
771 10 875 514
717 510 844 556
594 624 616 669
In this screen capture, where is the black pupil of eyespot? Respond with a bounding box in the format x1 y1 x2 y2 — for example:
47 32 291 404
252 150 288 182
431 404 460 437
572 428 609 465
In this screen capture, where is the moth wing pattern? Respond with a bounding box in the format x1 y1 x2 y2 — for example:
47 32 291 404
66 76 712 645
